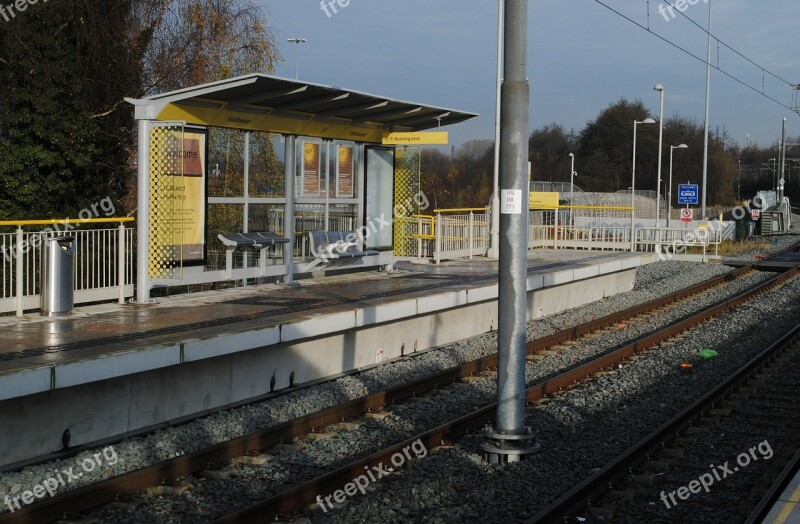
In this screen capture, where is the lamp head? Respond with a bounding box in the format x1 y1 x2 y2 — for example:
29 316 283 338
654 83 665 92
676 143 688 149
568 153 574 158
641 118 656 124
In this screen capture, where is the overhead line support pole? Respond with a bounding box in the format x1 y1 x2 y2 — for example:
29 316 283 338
482 0 539 465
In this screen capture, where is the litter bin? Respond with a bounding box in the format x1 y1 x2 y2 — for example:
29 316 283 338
40 236 76 316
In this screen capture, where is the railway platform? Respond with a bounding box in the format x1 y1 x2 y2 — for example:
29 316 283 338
763 469 800 524
0 249 655 467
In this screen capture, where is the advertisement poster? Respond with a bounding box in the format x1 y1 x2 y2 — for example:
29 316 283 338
303 142 321 196
153 127 207 267
337 145 354 198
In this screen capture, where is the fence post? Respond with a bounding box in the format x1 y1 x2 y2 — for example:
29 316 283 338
553 211 559 250
15 227 23 317
434 212 442 264
468 212 474 260
419 221 423 258
118 223 126 304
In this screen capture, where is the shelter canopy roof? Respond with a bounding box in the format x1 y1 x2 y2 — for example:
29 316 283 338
127 74 478 144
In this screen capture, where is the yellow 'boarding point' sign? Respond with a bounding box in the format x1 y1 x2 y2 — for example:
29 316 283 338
382 132 449 145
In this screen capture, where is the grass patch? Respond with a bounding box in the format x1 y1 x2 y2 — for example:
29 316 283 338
717 239 769 256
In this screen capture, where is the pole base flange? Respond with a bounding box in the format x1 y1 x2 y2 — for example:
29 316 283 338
481 426 539 464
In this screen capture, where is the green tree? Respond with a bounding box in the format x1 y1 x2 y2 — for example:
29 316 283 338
0 0 141 220
528 123 576 183
577 98 658 194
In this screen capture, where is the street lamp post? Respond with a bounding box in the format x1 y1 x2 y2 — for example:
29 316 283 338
654 84 665 252
287 38 307 79
631 118 656 251
569 153 576 228
668 144 689 228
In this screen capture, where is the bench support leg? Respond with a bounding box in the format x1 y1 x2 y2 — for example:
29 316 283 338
259 247 268 276
225 248 234 280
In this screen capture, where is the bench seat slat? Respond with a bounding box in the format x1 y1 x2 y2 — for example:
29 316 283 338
308 230 380 260
218 232 289 248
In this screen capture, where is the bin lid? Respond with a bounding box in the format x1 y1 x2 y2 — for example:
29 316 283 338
45 236 75 242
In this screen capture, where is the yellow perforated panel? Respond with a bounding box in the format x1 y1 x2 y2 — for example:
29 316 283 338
149 126 185 279
393 148 421 257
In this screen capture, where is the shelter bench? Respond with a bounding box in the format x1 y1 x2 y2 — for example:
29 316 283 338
307 230 379 270
218 232 290 278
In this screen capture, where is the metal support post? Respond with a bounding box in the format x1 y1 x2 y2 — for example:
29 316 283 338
15 227 23 317
654 84 664 252
701 0 712 219
283 135 296 284
468 211 474 259
482 0 538 464
136 118 151 304
118 223 126 304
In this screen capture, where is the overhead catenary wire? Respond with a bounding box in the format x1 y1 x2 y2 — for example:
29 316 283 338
589 0 798 115
659 0 795 88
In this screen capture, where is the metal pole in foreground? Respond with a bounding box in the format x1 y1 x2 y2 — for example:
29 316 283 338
489 0 503 259
482 0 538 465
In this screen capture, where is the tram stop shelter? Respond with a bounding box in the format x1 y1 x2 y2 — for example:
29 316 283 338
126 74 477 303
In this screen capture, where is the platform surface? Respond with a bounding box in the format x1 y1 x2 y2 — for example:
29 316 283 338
0 250 652 399
763 469 800 524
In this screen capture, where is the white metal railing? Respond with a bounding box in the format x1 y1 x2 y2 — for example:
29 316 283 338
529 224 634 250
0 220 135 316
433 210 490 263
637 226 724 258
393 210 489 262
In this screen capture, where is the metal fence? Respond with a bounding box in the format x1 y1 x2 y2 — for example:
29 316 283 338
0 219 135 316
394 209 490 262
529 206 724 256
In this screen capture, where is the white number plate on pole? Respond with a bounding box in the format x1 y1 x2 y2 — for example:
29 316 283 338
501 189 522 215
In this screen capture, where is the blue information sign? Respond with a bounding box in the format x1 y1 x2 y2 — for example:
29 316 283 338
677 184 699 205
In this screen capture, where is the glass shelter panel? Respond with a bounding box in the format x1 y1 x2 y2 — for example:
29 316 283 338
365 147 395 250
208 128 245 198
249 133 285 198
206 203 244 271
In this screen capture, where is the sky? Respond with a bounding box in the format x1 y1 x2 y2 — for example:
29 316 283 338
262 1 799 150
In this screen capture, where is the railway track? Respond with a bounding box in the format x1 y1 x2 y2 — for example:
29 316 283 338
216 265 798 524
2 252 798 523
530 321 800 523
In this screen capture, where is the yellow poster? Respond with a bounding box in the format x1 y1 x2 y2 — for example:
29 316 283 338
303 142 321 196
151 128 207 268
337 145 354 198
